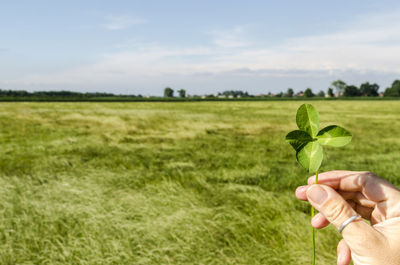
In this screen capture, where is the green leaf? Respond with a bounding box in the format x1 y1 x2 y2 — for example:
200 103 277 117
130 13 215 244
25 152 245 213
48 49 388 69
296 104 319 137
296 142 323 173
317 125 352 147
285 130 313 151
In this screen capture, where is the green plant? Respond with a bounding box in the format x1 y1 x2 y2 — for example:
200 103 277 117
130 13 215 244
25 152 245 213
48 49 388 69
285 104 352 264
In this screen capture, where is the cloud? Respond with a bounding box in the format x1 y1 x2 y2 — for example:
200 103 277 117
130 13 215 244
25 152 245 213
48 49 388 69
104 15 147 30
209 26 253 48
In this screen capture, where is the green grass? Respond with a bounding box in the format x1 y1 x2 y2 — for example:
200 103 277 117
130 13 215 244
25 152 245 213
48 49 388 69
0 101 399 264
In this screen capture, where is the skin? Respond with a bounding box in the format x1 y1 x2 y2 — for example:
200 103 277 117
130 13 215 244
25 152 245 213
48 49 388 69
295 171 400 265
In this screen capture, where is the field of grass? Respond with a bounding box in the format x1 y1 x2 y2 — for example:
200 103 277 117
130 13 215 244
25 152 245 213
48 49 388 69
0 101 399 264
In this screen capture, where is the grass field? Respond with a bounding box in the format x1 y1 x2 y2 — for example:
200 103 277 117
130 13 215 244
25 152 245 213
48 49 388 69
0 101 399 264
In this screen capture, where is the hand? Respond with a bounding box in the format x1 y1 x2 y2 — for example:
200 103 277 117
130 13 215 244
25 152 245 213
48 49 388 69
296 171 400 265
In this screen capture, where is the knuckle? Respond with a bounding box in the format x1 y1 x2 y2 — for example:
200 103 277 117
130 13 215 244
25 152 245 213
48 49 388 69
357 171 373 186
324 200 347 222
361 171 376 179
358 171 380 188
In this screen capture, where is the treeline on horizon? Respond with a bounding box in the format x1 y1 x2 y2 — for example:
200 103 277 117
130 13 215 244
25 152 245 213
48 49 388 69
0 79 400 101
164 79 400 98
0 90 139 98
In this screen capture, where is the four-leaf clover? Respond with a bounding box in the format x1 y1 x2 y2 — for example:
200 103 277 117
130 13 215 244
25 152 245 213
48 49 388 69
286 104 352 173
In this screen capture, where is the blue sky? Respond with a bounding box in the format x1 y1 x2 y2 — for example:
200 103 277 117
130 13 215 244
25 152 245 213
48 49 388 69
1 0 400 95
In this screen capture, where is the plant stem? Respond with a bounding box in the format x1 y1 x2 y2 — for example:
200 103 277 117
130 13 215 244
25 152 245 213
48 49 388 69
311 171 319 265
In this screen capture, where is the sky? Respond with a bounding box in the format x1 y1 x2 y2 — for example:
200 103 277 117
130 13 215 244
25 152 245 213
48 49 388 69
1 0 400 96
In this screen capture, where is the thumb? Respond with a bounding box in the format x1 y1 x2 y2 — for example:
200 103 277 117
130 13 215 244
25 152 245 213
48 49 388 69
306 185 384 253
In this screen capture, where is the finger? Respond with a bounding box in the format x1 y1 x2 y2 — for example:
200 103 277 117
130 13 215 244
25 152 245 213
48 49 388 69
308 171 400 203
311 212 330 229
308 170 355 186
306 184 359 228
306 184 384 251
296 185 376 208
295 185 308 201
337 239 351 265
355 204 373 221
345 198 373 221
311 201 357 229
297 186 375 221
338 191 376 208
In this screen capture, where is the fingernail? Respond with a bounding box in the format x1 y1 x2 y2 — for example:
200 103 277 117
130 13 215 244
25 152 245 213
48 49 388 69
307 185 327 205
296 185 308 193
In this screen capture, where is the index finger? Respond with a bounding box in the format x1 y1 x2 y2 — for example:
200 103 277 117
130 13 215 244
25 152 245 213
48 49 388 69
308 170 400 202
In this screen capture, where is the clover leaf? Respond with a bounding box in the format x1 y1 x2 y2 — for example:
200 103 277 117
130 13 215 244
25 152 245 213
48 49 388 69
296 104 319 137
296 141 323 174
316 125 352 147
286 104 352 173
286 130 313 151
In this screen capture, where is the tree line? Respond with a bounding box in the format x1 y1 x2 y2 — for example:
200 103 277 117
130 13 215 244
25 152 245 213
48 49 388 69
0 90 142 98
164 79 400 98
1 78 399 100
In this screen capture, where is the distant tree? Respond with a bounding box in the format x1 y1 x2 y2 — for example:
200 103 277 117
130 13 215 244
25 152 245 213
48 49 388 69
304 88 314 98
164 87 174 98
220 90 249 98
317 90 325 97
331 80 347 95
327 88 334 97
384 80 400 97
359 82 379 96
343 85 361 97
177 89 186 98
275 92 283 98
286 88 294 97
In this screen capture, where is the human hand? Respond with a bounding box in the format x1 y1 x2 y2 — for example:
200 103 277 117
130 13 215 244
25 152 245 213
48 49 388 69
296 171 400 265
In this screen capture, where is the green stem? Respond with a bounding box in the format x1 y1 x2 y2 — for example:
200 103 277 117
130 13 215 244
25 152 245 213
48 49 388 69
311 171 319 265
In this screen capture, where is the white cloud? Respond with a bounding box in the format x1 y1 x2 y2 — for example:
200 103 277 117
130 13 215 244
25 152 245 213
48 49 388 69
210 26 253 48
104 15 147 30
